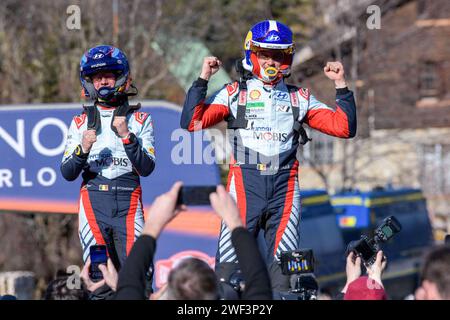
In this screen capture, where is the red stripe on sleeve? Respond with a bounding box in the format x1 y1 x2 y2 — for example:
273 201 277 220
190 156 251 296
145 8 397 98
305 106 350 138
188 102 230 131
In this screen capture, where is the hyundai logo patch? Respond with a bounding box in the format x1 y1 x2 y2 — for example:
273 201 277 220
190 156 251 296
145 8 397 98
93 53 104 59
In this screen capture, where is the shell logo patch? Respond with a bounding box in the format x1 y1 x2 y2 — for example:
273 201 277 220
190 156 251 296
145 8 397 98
147 147 155 156
74 114 87 129
249 89 261 100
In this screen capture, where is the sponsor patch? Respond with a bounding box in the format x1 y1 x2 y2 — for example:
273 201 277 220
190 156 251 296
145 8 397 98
247 102 265 108
246 114 264 119
249 89 261 100
253 131 288 142
298 87 310 100
257 164 267 171
248 121 272 131
148 147 155 156
290 90 298 107
274 91 289 101
238 90 247 106
134 112 149 125
226 82 239 96
276 105 291 112
74 114 87 129
99 184 109 191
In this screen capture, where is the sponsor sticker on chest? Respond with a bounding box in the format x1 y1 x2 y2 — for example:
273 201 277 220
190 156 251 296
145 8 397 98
276 105 291 113
249 89 261 100
247 102 265 108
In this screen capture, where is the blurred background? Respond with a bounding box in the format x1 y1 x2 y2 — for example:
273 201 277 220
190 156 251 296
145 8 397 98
0 0 449 299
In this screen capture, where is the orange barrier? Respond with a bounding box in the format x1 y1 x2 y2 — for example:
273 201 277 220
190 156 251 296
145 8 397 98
0 199 221 237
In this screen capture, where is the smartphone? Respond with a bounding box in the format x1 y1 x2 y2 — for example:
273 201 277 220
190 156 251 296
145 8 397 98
176 186 217 206
89 245 107 282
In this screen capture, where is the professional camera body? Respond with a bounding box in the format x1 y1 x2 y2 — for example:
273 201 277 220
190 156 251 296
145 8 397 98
278 249 319 300
219 269 246 300
347 215 402 265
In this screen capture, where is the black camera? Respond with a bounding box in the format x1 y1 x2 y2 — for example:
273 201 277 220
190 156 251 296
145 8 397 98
347 215 402 265
278 249 318 300
279 249 314 275
219 269 246 300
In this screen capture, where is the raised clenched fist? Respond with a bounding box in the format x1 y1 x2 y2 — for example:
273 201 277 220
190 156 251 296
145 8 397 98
324 61 347 88
81 129 97 153
112 116 129 138
199 56 222 81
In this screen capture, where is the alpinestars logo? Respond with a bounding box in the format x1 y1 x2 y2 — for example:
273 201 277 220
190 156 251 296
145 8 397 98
253 131 288 142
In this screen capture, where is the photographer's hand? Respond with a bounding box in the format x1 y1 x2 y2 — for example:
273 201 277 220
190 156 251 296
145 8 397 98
143 181 186 239
80 257 106 292
98 258 118 292
209 185 243 231
366 250 387 287
341 251 362 294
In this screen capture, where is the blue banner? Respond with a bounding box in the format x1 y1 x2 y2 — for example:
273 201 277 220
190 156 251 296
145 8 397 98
0 101 221 213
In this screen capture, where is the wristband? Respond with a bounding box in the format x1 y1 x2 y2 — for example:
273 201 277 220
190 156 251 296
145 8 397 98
122 133 135 145
74 144 89 158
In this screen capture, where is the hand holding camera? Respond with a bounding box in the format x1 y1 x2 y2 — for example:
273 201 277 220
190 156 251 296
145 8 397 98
209 185 243 232
366 250 387 286
346 215 401 266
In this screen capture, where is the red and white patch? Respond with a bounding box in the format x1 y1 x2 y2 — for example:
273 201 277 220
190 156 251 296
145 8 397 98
298 87 310 100
134 112 149 125
74 114 87 129
226 82 239 96
155 250 216 289
289 90 298 107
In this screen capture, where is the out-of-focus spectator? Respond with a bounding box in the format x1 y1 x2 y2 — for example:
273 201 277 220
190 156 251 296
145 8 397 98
340 251 387 300
113 182 272 300
415 245 450 300
445 234 450 245
154 258 218 300
43 275 89 300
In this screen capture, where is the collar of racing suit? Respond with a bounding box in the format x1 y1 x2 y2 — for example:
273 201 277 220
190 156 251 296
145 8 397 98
251 76 285 90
